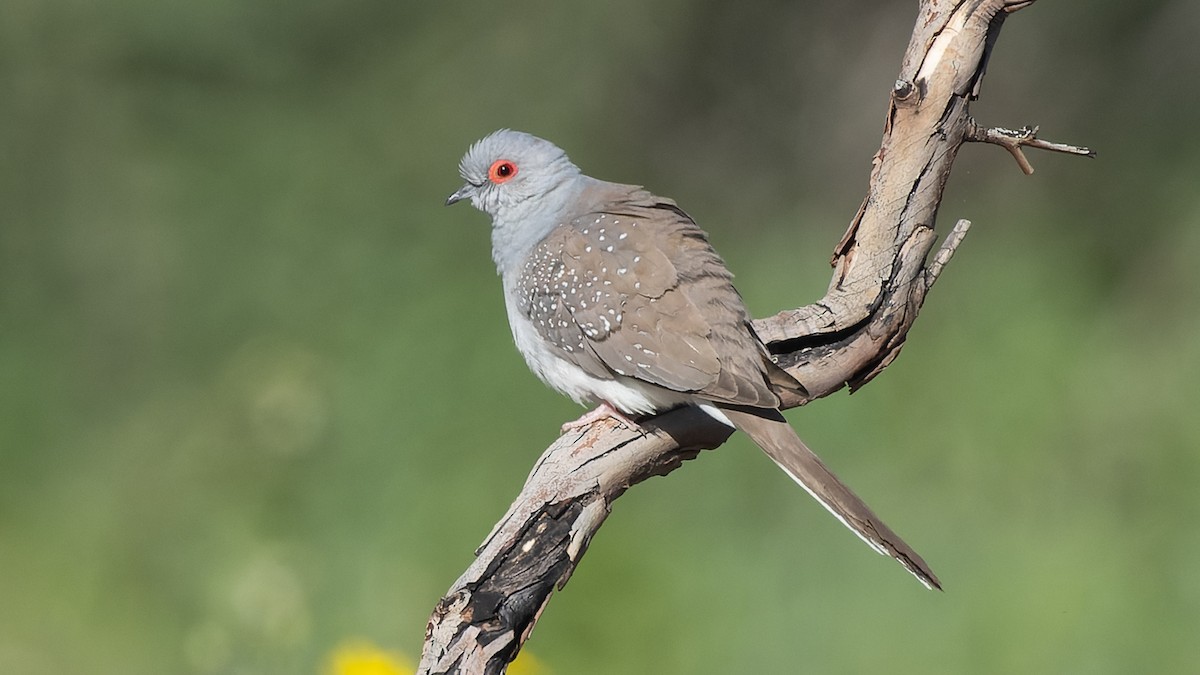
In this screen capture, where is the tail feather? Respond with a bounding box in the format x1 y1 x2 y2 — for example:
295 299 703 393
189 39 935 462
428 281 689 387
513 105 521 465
719 406 941 590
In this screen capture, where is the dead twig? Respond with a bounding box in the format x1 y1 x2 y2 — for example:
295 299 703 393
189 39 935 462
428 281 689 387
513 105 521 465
966 121 1096 175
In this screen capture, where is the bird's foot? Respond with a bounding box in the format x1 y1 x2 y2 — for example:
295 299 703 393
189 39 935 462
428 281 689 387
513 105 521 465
561 402 641 434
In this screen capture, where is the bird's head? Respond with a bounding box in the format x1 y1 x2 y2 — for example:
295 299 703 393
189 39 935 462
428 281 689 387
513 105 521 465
446 129 581 221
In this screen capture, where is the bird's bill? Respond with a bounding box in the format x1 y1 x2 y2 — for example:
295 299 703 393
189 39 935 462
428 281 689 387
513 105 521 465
445 183 475 206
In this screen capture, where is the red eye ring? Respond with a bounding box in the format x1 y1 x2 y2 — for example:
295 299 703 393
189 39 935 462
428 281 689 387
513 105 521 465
488 159 518 184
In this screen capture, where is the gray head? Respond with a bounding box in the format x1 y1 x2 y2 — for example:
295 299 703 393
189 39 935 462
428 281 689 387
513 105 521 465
447 129 586 273
446 129 582 213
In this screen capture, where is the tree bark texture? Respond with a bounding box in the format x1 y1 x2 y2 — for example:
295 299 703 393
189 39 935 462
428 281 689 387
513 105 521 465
417 1 1090 673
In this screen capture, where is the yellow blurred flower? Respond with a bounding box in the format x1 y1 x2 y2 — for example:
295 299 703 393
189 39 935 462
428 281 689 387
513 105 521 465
322 638 548 675
508 649 548 675
324 639 414 675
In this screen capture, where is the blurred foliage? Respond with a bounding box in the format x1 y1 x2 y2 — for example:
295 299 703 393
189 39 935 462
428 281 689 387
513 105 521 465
2 1 1199 673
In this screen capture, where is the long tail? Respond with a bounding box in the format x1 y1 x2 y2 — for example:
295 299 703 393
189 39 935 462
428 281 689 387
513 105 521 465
718 406 941 590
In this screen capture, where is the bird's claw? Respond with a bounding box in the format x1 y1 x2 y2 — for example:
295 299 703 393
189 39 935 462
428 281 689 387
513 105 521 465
561 402 641 434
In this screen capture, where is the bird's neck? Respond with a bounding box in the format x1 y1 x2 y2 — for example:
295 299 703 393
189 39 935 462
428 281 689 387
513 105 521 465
491 175 601 278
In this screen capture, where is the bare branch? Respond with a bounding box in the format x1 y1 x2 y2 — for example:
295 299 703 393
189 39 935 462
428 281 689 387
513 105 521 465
418 1 1081 672
418 410 730 675
924 219 973 291
966 122 1096 175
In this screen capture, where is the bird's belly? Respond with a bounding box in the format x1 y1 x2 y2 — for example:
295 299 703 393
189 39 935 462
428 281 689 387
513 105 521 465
504 294 688 415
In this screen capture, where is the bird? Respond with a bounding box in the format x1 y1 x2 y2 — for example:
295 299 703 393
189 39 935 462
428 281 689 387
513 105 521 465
446 129 940 590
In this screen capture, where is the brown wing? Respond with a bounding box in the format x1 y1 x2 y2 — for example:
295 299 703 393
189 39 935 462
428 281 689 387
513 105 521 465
517 185 799 408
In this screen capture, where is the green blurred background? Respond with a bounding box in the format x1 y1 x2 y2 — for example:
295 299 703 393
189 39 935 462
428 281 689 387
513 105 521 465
3 1 1199 673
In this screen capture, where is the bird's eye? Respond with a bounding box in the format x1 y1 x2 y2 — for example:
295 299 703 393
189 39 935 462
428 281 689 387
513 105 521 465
488 160 518 184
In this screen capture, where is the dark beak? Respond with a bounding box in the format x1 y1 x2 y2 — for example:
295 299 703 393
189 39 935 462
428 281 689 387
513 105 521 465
445 183 475 206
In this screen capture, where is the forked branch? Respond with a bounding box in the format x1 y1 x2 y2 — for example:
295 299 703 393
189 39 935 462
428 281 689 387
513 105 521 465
418 1 1091 673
